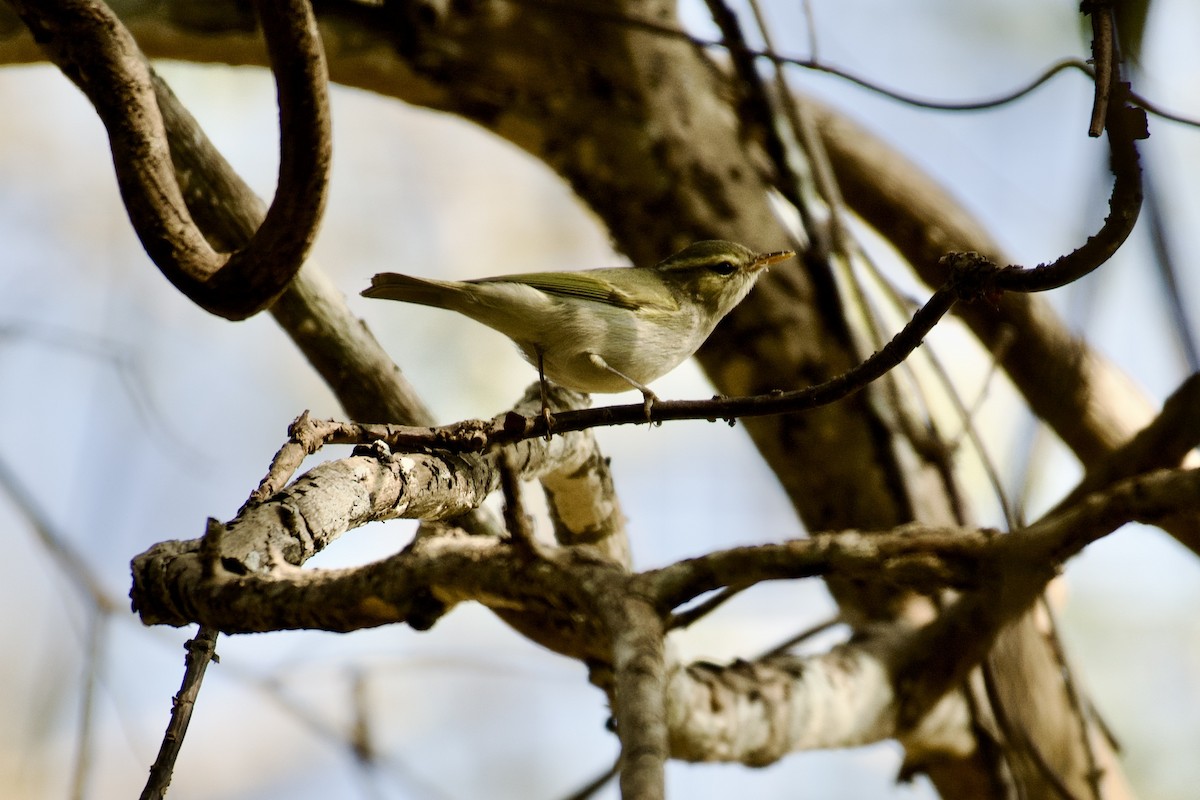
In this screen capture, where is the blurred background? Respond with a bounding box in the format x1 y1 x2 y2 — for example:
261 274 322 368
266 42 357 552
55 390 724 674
1 0 1198 797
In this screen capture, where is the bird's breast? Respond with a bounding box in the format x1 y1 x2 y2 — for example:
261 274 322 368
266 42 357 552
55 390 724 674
527 300 707 393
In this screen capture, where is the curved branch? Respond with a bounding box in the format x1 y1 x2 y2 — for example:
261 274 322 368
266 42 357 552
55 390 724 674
984 88 1146 293
8 0 331 319
144 68 435 426
203 0 332 318
804 96 1151 466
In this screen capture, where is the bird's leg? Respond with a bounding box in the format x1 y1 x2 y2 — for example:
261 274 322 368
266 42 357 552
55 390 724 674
536 349 554 438
587 353 658 421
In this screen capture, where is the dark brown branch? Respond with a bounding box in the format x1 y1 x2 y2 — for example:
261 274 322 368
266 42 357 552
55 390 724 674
303 225 1112 450
8 0 331 319
512 1 1200 124
139 627 220 800
804 98 1135 470
245 0 333 307
1047 371 1200 553
1084 0 1117 137
959 86 1145 294
281 79 1142 452
647 467 1199 617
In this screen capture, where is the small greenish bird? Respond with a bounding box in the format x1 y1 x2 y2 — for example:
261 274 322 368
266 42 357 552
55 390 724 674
361 240 794 417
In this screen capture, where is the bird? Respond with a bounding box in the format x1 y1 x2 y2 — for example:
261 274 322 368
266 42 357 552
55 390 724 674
361 240 794 420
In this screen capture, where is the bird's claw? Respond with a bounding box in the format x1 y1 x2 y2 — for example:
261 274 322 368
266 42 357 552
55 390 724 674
640 390 657 422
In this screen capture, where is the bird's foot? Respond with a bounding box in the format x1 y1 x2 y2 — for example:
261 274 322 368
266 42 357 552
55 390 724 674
640 390 658 422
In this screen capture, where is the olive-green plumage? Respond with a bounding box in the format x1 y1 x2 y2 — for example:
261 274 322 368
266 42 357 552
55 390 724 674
361 240 793 401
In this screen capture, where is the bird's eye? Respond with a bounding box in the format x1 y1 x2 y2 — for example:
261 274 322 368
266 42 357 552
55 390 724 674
710 260 737 276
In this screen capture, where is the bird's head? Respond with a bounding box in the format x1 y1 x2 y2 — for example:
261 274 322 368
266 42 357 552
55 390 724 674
652 240 795 319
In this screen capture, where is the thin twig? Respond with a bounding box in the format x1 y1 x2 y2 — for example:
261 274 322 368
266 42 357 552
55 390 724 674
506 0 1199 126
1039 597 1106 800
1144 172 1200 371
0 452 119 613
69 610 109 800
702 0 809 222
246 270 1034 450
1085 1 1116 137
665 584 749 631
560 756 621 800
756 616 841 659
140 626 221 800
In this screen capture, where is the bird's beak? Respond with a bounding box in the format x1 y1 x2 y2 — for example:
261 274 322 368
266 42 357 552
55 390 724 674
751 249 796 272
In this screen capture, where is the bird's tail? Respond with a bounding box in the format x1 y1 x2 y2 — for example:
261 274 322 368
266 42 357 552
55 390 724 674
361 273 462 310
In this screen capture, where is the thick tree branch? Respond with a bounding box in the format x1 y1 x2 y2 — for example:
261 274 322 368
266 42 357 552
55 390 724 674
655 467 1199 768
600 594 669 800
664 641 975 764
1049 372 1200 552
130 389 604 628
129 408 1200 764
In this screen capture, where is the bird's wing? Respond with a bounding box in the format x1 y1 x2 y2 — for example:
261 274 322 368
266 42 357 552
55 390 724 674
478 269 678 312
